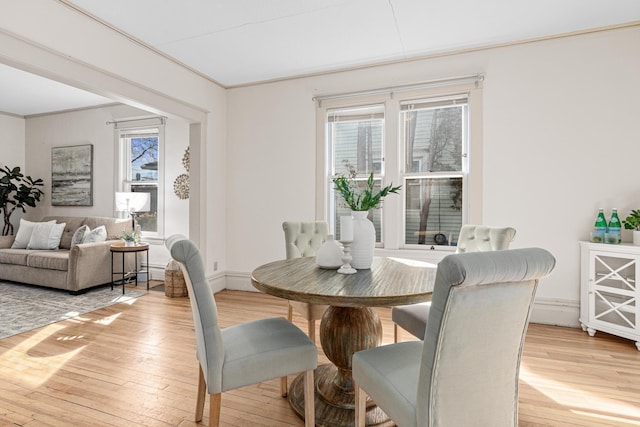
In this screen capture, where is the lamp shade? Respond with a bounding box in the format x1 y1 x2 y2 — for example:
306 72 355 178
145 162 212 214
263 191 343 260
115 192 151 213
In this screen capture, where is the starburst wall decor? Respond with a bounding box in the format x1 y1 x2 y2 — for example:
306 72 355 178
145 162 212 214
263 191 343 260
173 147 189 199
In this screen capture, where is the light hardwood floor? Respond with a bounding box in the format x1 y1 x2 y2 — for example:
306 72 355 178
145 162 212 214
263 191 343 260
1 283 639 426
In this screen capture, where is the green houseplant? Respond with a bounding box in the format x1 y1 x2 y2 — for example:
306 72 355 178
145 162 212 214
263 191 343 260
623 210 640 231
0 166 45 236
623 209 640 246
121 230 140 246
332 172 401 211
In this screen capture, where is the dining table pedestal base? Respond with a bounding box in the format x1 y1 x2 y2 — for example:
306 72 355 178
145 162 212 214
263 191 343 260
288 306 394 427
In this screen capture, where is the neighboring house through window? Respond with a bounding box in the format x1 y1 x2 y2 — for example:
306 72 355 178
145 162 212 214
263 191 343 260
317 76 482 251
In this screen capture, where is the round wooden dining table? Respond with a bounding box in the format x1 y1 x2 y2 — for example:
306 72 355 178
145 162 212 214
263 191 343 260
251 256 437 427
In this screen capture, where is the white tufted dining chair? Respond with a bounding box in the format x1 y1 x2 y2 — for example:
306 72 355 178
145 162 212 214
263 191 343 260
354 248 556 427
392 224 516 341
166 235 317 427
282 221 330 343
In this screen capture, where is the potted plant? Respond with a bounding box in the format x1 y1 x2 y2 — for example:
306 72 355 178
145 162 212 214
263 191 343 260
0 166 44 236
623 209 640 246
121 230 140 246
332 172 401 212
332 165 401 269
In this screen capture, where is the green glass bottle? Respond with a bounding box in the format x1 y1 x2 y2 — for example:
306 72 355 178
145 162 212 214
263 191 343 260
594 208 607 234
607 208 621 244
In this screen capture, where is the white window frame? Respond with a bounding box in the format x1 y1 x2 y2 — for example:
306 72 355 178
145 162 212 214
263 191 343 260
327 104 387 246
315 79 483 256
400 94 469 249
115 119 165 240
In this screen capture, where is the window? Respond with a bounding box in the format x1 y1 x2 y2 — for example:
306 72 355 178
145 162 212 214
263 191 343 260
328 105 385 243
318 78 481 251
401 96 468 247
117 123 164 238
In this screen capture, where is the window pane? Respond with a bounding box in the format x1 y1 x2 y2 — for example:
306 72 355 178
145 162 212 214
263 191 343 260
403 104 465 173
329 105 384 176
131 136 158 182
131 184 157 232
333 178 382 243
405 177 462 246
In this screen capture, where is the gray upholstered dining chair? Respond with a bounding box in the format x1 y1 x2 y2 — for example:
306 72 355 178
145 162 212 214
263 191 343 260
353 248 556 427
166 235 317 427
392 224 516 341
283 221 330 343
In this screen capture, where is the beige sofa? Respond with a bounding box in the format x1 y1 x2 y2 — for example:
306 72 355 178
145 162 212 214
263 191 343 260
0 216 131 294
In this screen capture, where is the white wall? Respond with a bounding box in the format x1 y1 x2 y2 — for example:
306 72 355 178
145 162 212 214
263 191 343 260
0 113 25 168
24 104 190 275
226 26 640 326
0 113 26 231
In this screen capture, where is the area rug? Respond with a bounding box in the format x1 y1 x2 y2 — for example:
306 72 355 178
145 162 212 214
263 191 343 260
0 282 144 339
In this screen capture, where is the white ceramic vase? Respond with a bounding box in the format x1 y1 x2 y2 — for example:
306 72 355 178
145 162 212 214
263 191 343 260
315 234 343 269
634 230 640 246
350 211 375 269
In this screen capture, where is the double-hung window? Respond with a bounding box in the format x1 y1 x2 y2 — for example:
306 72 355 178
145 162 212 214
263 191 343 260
117 123 164 238
319 77 481 251
401 95 468 247
328 105 385 243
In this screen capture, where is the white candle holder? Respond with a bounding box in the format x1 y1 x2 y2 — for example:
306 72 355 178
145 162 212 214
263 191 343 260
338 240 357 275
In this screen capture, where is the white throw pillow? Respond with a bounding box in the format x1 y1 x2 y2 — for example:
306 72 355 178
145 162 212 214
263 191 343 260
27 222 66 250
82 225 107 244
11 219 56 249
70 225 90 249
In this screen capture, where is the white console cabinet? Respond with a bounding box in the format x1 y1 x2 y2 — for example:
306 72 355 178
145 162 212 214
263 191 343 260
579 242 640 350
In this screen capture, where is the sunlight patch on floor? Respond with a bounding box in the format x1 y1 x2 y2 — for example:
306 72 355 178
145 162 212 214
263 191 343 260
4 324 85 387
520 364 640 421
570 410 640 425
93 312 123 325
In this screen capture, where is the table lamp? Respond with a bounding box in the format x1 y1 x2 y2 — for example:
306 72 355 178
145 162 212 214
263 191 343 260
115 192 151 230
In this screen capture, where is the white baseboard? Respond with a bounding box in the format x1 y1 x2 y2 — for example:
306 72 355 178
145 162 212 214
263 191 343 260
529 298 580 328
148 264 166 281
208 271 227 293
224 271 258 292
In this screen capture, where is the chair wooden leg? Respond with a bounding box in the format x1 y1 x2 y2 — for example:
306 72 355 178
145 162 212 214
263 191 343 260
304 369 315 427
196 365 206 422
308 320 315 343
282 303 293 396
354 383 366 427
209 393 221 427
394 324 400 343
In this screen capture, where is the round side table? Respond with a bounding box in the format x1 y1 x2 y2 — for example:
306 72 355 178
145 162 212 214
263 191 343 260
110 242 150 294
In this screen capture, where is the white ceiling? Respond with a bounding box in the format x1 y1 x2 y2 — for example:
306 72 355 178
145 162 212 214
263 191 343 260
0 63 114 117
2 0 639 116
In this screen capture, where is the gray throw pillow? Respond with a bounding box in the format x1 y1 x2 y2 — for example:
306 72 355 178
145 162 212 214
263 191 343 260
82 225 107 243
70 225 90 249
27 222 66 250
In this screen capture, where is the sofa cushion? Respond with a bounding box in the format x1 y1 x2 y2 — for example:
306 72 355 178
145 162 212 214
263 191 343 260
27 250 69 271
83 217 130 240
0 249 34 266
41 216 86 250
27 222 66 250
11 219 56 249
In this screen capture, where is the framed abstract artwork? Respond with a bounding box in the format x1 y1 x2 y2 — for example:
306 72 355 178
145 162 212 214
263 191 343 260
51 144 93 206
